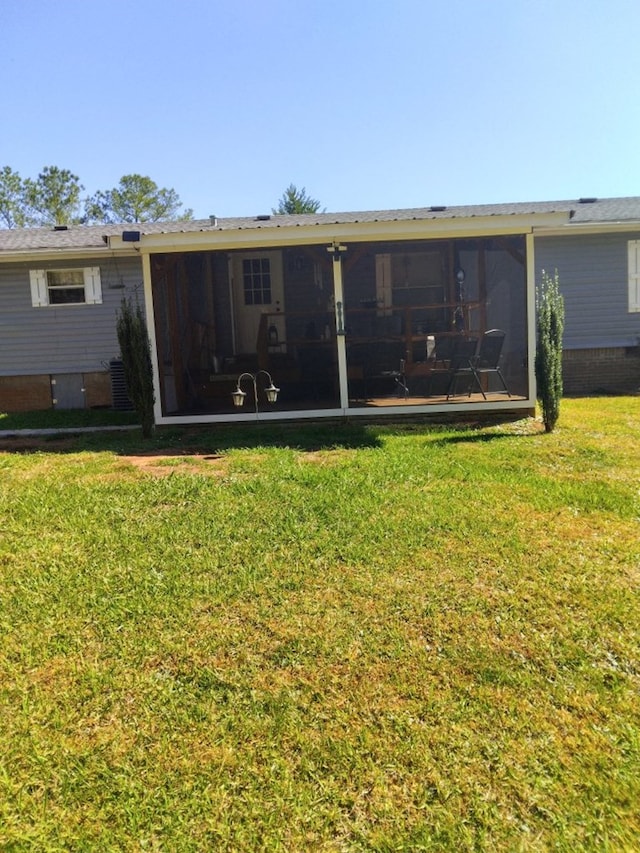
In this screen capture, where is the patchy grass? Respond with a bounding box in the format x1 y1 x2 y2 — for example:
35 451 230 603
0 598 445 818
0 399 639 851
0 407 138 432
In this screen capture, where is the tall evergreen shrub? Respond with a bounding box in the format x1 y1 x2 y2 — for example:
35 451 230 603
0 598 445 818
535 269 565 433
116 296 155 438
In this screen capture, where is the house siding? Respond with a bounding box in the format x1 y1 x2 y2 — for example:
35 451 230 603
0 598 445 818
535 232 640 349
0 255 144 376
536 232 640 394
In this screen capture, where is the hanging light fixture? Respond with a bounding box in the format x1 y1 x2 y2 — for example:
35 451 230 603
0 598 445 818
231 371 280 413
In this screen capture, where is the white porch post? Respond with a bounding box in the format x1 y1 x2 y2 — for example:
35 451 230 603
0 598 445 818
328 244 349 409
141 251 163 425
526 231 537 405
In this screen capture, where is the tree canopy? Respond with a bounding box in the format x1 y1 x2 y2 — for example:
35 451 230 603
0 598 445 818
272 184 324 215
0 166 193 228
0 166 28 228
24 166 85 226
86 174 193 223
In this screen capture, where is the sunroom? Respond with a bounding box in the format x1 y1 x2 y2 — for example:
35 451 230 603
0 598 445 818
118 207 562 425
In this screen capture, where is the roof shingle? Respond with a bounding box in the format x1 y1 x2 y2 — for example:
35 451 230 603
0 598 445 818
1 196 639 254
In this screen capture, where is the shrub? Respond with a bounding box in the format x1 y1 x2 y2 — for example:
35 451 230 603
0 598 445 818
116 296 155 438
535 269 565 433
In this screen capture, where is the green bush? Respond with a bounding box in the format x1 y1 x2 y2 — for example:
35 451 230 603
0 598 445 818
116 296 155 438
535 269 565 432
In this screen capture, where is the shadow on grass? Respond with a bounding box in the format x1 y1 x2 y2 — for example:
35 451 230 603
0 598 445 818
0 408 539 457
0 409 138 432
426 429 540 447
0 420 386 456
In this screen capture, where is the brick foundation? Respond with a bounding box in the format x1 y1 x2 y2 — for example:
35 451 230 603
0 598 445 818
2 352 638 413
562 347 640 395
0 371 113 412
0 375 52 412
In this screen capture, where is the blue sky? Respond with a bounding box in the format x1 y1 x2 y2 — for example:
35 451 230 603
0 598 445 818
1 0 638 218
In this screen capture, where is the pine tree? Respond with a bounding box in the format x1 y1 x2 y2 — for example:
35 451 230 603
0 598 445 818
272 184 323 214
535 269 565 432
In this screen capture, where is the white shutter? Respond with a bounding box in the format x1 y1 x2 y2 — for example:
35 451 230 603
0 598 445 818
84 267 103 304
29 269 48 307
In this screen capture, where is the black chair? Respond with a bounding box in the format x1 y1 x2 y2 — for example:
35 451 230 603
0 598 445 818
425 334 458 396
471 329 511 399
349 341 408 399
446 337 479 399
431 334 457 368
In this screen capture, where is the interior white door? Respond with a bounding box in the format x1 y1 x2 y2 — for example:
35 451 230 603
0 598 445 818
232 251 285 353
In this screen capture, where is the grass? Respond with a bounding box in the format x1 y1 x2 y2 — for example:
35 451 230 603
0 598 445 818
0 398 639 851
0 407 138 432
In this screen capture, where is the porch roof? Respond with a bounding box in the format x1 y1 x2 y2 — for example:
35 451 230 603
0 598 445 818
1 196 639 256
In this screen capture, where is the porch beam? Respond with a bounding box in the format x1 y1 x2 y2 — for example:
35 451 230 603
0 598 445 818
328 244 350 409
526 232 537 406
142 251 164 426
110 212 569 254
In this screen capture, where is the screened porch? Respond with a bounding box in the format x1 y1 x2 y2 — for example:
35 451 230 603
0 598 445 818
149 235 530 419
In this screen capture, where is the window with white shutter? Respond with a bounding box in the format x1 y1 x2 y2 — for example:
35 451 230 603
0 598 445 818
29 267 103 307
629 240 640 312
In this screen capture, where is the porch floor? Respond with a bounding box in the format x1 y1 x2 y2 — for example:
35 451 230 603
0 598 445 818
173 390 527 417
354 391 525 407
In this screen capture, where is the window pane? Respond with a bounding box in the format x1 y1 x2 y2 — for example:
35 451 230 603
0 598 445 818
242 257 272 306
49 287 85 304
46 269 86 304
47 270 85 287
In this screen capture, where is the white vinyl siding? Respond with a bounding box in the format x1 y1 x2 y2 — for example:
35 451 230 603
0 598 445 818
536 233 640 349
29 267 102 307
629 240 640 312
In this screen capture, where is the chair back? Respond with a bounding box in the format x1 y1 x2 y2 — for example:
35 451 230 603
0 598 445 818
450 337 478 370
432 334 457 366
476 329 505 369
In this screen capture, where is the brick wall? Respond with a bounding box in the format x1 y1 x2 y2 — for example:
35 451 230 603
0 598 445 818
0 371 113 412
562 347 640 395
2 351 638 412
0 375 52 412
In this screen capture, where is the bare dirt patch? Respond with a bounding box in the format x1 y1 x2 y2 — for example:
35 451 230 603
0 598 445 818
120 451 226 477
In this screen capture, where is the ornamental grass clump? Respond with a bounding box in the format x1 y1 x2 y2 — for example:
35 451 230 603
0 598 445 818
535 269 565 432
116 295 155 438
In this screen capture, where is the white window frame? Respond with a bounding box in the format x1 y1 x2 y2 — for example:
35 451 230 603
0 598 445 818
629 240 640 313
29 267 102 307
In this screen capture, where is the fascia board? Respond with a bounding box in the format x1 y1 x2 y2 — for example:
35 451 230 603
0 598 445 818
0 247 138 264
110 211 570 253
533 221 640 237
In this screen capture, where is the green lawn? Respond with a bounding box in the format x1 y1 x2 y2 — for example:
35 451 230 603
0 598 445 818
1 399 639 851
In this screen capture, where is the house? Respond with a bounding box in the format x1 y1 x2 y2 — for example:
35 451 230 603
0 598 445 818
1 197 638 424
535 197 640 395
0 223 147 411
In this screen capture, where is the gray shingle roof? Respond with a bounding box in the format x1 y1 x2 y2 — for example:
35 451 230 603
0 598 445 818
1 196 639 254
